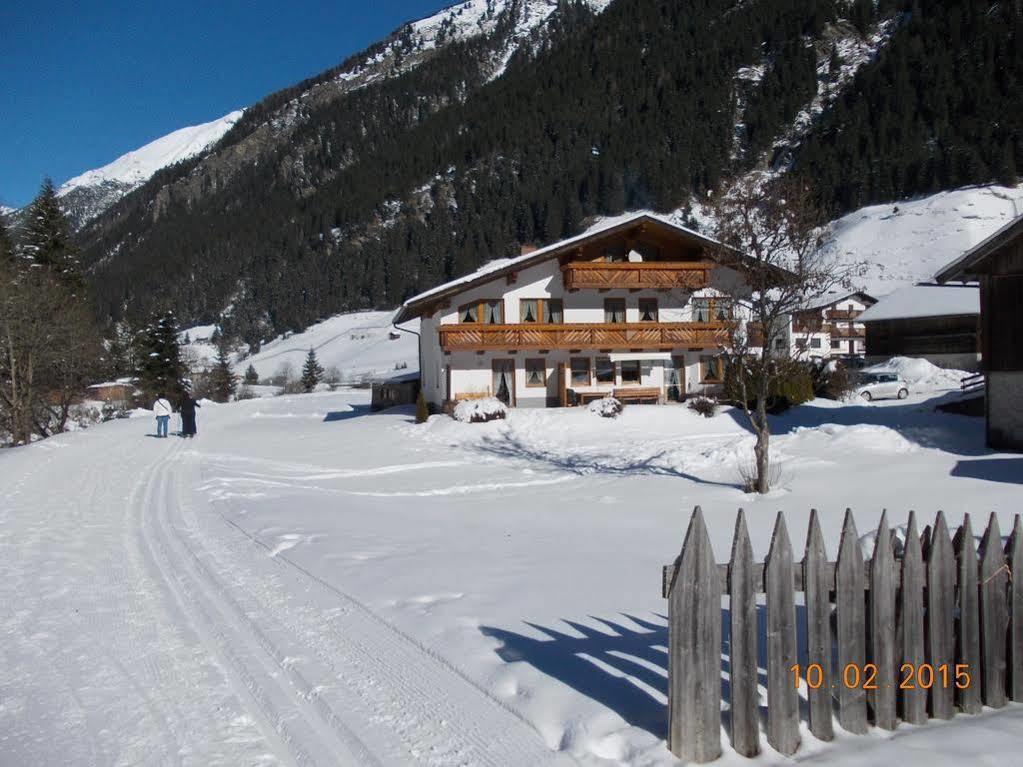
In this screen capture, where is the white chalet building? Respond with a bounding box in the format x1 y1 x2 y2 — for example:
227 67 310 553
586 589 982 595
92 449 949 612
787 291 877 360
394 213 777 410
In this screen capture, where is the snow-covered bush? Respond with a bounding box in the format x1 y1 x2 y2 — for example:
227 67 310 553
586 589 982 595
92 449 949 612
588 396 623 418
453 397 507 423
687 395 718 418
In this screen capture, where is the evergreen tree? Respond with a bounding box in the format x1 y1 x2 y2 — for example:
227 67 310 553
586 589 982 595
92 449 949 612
300 348 323 392
209 346 238 402
22 178 82 292
0 217 13 271
414 390 429 424
243 364 259 384
136 311 186 400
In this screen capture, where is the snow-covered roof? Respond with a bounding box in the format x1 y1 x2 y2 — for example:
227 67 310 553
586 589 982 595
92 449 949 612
799 290 876 312
857 284 979 322
88 378 137 390
935 213 1023 283
394 212 723 322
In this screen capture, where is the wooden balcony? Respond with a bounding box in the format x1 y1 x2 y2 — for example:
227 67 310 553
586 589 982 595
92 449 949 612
560 261 713 291
438 322 732 352
826 308 863 320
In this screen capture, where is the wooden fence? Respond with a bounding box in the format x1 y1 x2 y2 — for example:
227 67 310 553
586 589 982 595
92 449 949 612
662 507 1023 762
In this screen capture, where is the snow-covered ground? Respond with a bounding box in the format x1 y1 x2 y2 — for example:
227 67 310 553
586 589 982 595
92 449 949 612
181 310 418 383
2 374 1021 765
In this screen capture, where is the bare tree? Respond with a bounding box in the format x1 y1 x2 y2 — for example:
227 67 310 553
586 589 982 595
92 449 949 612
710 176 861 493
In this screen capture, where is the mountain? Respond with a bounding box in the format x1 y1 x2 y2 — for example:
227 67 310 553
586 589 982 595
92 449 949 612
55 110 244 229
73 0 1022 348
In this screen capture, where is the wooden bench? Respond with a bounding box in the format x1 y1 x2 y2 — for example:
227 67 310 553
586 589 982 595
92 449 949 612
614 386 661 404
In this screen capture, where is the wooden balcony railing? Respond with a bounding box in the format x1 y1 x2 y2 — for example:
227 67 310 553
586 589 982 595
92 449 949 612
829 325 865 339
825 308 863 320
438 321 732 352
561 261 713 290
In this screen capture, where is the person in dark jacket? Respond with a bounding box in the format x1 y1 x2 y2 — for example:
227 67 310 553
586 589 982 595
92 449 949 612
179 395 201 438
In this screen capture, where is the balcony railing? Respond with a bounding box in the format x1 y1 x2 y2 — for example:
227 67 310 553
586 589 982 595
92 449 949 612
438 321 732 352
826 308 863 320
560 261 713 291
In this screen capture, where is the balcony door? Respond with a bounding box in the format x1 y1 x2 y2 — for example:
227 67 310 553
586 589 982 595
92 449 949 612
665 356 686 402
492 359 515 406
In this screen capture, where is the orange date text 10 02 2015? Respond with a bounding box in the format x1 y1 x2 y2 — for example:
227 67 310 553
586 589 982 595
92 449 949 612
790 663 972 690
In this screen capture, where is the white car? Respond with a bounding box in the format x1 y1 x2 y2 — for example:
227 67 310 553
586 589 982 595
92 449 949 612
855 371 909 401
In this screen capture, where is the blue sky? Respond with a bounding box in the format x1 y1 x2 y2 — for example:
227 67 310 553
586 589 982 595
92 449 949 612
1 0 445 208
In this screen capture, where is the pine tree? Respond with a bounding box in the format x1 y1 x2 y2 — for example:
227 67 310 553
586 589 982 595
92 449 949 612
243 364 259 384
0 217 13 271
136 311 186 400
22 178 82 292
209 346 238 402
300 348 323 392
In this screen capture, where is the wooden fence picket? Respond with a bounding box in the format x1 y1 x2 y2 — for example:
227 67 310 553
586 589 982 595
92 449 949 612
899 511 927 725
765 512 799 756
955 514 982 715
836 509 867 734
978 513 1007 708
1008 515 1023 702
803 509 833 741
728 510 759 758
667 507 721 763
660 507 1021 760
868 512 897 730
926 512 955 720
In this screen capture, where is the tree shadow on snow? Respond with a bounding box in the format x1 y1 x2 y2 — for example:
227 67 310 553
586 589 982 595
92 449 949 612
476 432 739 488
951 457 1023 485
481 605 816 742
722 398 990 457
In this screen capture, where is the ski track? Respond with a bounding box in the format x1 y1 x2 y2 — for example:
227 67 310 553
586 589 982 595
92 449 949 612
0 426 576 766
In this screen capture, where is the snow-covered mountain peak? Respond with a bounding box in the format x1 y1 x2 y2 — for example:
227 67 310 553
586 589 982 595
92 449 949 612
58 110 243 198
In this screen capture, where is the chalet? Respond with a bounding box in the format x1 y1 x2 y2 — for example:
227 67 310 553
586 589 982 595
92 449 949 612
857 284 980 370
394 213 778 409
936 214 1023 450
789 291 877 359
86 378 137 408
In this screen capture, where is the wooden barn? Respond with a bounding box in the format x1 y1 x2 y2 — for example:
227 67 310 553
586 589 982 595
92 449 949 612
370 371 420 411
857 284 980 371
937 214 1023 450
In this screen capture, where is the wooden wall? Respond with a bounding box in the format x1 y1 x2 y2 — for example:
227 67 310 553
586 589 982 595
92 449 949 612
864 315 979 357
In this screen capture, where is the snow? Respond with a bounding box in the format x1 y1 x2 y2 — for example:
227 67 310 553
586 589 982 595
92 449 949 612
233 310 418 383
857 284 979 322
2 383 1022 765
587 396 623 418
829 185 1023 295
453 396 508 422
57 110 243 198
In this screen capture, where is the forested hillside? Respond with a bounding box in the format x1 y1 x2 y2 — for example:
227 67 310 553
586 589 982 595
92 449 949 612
75 0 1022 348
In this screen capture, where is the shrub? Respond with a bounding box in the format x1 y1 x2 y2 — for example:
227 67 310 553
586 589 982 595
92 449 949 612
724 358 815 414
415 390 430 424
687 395 718 418
453 397 507 423
235 385 258 401
814 361 855 400
737 453 784 493
588 396 623 418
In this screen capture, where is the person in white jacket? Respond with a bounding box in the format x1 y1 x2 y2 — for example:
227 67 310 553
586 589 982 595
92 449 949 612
153 393 173 438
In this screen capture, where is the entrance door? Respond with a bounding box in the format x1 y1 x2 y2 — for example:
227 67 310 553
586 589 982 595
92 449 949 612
665 356 686 402
492 359 515 406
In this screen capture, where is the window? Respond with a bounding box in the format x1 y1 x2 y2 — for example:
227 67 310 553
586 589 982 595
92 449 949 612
700 355 724 384
570 358 591 386
810 338 821 349
796 338 807 350
620 360 641 384
604 298 626 323
774 338 787 350
595 356 615 384
520 298 563 324
458 299 503 324
831 340 841 349
544 299 563 324
692 297 731 322
638 298 658 322
525 358 547 387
